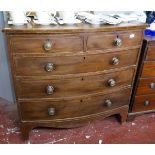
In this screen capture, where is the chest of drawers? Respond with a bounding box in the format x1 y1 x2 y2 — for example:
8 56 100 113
3 23 146 139
129 36 155 118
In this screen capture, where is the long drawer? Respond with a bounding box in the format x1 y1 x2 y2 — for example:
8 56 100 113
132 94 155 112
14 49 139 76
20 88 131 121
16 68 135 99
11 34 84 53
136 78 155 95
87 30 143 51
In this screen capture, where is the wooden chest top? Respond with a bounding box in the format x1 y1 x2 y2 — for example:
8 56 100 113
3 22 147 34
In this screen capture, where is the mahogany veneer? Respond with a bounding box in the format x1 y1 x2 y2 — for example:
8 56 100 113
3 23 146 139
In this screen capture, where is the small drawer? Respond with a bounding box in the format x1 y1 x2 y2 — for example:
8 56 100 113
14 49 139 76
20 88 131 121
136 78 155 95
87 30 143 51
11 34 83 53
16 68 134 99
141 61 155 77
146 46 155 60
132 94 155 112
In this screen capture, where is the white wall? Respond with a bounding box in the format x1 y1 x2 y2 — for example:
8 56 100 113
0 11 15 103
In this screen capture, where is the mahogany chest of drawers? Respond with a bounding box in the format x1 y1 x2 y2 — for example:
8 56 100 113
3 23 146 139
129 36 155 118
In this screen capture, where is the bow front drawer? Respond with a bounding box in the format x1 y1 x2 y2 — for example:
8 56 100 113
14 49 139 76
87 31 143 51
20 88 131 121
10 34 84 53
16 68 134 99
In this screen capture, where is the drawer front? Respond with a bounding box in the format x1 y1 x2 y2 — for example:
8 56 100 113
146 46 155 60
16 68 134 99
141 61 155 77
87 31 143 51
20 88 131 121
132 94 155 112
14 49 139 76
11 34 83 53
136 78 155 95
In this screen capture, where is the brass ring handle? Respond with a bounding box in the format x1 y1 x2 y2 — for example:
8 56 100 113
104 99 112 107
113 38 122 47
108 79 116 87
45 63 55 72
46 85 54 95
111 57 119 65
144 100 150 106
48 107 55 116
43 40 53 51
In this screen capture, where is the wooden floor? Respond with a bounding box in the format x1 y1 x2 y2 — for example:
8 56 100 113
0 97 155 144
